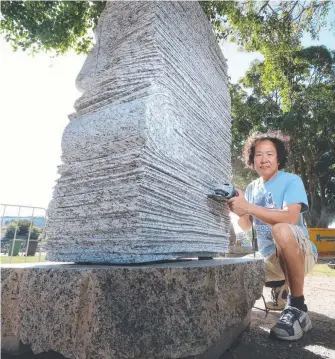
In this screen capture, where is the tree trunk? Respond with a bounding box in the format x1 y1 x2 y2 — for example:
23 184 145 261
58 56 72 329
305 158 319 227
317 177 328 228
298 155 308 190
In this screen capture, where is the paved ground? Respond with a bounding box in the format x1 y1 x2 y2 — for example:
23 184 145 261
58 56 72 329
221 275 335 359
3 265 335 359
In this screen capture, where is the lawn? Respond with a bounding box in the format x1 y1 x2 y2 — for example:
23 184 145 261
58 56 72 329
0 254 47 264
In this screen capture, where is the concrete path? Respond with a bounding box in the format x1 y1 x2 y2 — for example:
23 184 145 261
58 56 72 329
221 275 335 359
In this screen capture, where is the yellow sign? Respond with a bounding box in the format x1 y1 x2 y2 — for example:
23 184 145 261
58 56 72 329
308 228 335 256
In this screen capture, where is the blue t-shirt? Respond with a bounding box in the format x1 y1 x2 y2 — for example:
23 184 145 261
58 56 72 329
245 171 316 257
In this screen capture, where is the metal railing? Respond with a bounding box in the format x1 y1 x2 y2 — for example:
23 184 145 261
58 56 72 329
0 204 47 264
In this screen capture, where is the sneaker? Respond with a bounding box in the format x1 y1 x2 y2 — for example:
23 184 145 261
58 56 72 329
266 284 288 311
270 306 312 341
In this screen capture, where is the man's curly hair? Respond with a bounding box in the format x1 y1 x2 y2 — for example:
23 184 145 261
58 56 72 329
243 131 290 170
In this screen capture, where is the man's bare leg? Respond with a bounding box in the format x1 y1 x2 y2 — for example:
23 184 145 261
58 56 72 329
272 223 305 297
269 223 312 341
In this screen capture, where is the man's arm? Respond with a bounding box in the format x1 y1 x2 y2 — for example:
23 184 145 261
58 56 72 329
248 203 301 226
229 195 302 226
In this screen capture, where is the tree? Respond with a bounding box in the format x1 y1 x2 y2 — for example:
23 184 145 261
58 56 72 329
202 1 333 47
231 46 335 227
0 1 105 54
0 1 333 55
279 46 335 227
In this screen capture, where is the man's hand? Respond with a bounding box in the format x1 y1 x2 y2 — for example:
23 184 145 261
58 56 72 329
228 189 250 217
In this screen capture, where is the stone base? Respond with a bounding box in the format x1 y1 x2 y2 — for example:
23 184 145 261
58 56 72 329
1 258 264 359
1 311 251 359
181 310 251 359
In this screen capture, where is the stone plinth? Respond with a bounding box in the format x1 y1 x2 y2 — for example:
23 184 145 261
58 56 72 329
1 258 264 359
46 1 232 263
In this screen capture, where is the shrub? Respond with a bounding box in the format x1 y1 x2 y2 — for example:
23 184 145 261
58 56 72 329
4 220 42 239
4 222 19 238
29 226 41 240
16 220 32 235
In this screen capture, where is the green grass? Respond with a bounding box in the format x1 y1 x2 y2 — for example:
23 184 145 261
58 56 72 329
310 263 335 277
0 254 47 264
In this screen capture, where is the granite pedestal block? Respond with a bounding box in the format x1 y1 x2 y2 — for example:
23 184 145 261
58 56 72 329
1 258 264 359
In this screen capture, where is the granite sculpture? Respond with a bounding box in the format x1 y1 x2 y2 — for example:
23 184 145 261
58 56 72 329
1 3 266 359
45 1 231 263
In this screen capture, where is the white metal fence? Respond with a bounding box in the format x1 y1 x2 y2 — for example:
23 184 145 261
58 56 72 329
0 204 47 264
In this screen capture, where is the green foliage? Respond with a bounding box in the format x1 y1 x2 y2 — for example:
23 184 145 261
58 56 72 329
201 1 333 113
4 220 42 239
1 1 332 55
15 219 32 235
4 222 18 239
201 1 332 49
0 1 106 54
231 46 335 227
29 226 41 240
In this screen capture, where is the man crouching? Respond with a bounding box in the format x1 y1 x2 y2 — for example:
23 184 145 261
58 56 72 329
228 131 318 341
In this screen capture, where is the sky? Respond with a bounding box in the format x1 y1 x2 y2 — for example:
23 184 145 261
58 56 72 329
0 8 334 217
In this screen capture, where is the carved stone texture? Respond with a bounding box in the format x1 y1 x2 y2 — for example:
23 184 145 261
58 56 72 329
46 1 231 263
1 258 264 359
